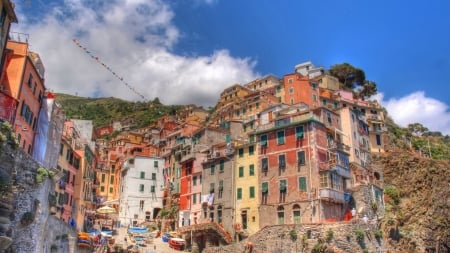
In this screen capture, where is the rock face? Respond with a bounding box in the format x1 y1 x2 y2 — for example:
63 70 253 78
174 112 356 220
203 222 386 253
0 136 76 253
377 152 450 253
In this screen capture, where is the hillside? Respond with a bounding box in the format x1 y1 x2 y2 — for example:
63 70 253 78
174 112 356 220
54 93 184 128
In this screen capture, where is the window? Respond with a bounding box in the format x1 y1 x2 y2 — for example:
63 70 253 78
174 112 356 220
101 174 106 183
297 151 306 165
249 164 255 176
209 183 215 193
150 185 155 193
27 73 33 87
249 146 254 155
279 154 286 169
313 94 317 101
139 184 144 192
322 99 327 106
237 188 242 200
261 182 268 204
193 193 197 204
376 134 381 146
154 160 158 168
289 87 294 94
295 126 304 140
59 144 63 155
218 180 223 198
277 206 285 224
293 204 301 224
210 164 215 175
152 173 156 180
320 173 329 188
100 186 105 192
260 135 268 147
261 158 268 172
238 148 244 157
276 86 281 93
298 177 307 192
109 187 113 193
193 176 197 186
110 175 114 184
140 200 144 210
219 160 224 172
256 102 259 109
279 179 287 192
249 186 255 198
239 166 244 177
140 172 145 179
277 131 285 145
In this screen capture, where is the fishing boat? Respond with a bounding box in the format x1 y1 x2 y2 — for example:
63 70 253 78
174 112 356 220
168 237 186 251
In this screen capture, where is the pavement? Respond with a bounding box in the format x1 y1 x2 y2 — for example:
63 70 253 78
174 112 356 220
111 226 178 253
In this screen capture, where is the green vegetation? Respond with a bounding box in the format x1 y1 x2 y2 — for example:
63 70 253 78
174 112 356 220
384 186 401 206
354 228 365 242
20 211 35 226
54 93 183 128
326 229 334 242
36 167 50 183
328 62 377 99
289 229 297 241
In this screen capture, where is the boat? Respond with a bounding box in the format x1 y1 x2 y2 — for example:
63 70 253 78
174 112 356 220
168 237 186 251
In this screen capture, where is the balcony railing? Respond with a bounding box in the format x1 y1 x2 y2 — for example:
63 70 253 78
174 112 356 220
319 188 346 203
370 126 387 133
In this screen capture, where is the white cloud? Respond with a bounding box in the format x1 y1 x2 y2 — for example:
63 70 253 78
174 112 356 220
373 92 450 135
12 0 257 108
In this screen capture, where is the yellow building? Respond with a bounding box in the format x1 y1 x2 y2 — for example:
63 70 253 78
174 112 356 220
234 141 259 236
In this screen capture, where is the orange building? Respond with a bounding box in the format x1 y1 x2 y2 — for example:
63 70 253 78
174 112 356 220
2 39 46 154
283 73 318 107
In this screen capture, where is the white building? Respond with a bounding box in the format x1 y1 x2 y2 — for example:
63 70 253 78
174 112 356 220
119 156 165 227
294 61 325 78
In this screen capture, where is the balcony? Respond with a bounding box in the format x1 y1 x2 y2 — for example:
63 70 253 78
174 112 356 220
332 165 351 178
319 188 346 203
366 114 383 122
370 126 387 133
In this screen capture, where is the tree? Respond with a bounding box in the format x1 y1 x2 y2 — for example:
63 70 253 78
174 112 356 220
328 63 377 98
407 123 429 137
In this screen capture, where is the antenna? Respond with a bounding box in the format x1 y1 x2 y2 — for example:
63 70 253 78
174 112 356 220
72 38 148 101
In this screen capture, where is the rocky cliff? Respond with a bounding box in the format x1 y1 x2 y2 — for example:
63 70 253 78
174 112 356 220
378 151 450 253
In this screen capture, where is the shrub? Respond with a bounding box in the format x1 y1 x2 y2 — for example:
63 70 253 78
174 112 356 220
374 229 383 240
36 167 49 183
21 212 35 226
384 186 401 205
289 230 297 241
326 229 334 242
354 228 365 242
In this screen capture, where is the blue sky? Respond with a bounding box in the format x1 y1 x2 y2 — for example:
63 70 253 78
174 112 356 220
13 0 450 134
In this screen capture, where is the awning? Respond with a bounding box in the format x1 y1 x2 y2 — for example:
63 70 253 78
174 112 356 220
102 199 119 205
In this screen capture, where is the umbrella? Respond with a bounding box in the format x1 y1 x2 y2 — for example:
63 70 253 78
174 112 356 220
96 206 116 214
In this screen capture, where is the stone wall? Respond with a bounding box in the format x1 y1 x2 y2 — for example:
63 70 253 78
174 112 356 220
204 221 387 253
0 138 77 253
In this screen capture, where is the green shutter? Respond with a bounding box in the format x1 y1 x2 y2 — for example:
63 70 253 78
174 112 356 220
298 151 306 165
249 186 255 198
239 148 244 157
237 188 242 200
260 135 267 146
277 131 285 144
262 158 268 172
249 164 255 176
210 183 215 193
225 134 231 143
296 126 304 139
261 182 268 193
279 180 287 191
218 180 223 190
239 166 244 177
299 177 307 191
211 164 215 175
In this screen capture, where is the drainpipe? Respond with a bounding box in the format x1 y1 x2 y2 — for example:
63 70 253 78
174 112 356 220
307 122 314 223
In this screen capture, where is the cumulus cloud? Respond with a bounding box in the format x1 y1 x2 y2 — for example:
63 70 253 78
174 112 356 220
372 92 450 135
13 0 257 107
